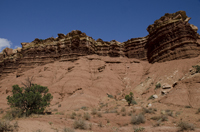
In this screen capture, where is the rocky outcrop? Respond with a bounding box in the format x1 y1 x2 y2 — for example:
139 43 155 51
124 36 148 60
96 39 123 57
0 11 199 78
147 11 200 63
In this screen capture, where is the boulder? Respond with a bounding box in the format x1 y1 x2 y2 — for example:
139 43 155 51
190 24 198 32
3 48 13 56
153 95 158 99
162 83 171 89
58 33 65 39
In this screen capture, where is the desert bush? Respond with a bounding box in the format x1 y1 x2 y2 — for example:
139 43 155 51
175 111 181 116
91 108 97 115
130 113 145 125
35 129 45 132
151 115 168 122
3 108 23 120
122 112 126 116
107 94 114 98
7 82 53 116
109 109 118 113
165 109 173 117
0 119 18 131
133 126 145 132
83 112 90 120
77 113 82 117
155 83 161 90
81 106 88 111
98 122 103 127
178 121 195 131
73 119 87 130
196 108 200 114
192 65 200 73
97 112 102 117
142 108 156 114
185 105 191 108
89 123 92 130
121 107 126 112
63 127 75 132
0 108 4 114
125 92 134 106
70 112 76 119
147 95 154 100
131 99 137 105
128 111 132 116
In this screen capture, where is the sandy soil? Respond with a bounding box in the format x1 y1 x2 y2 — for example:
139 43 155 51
1 55 200 131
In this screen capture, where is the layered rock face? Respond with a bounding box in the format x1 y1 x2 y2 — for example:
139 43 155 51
123 36 148 60
0 11 199 78
147 11 200 63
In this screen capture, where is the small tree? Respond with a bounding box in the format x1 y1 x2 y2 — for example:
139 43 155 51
7 84 53 116
125 92 133 106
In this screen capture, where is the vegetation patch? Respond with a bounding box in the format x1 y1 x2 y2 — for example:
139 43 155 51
133 126 145 132
178 121 195 131
192 65 200 73
196 108 200 114
73 119 87 130
7 78 53 117
151 115 168 122
155 83 161 90
0 120 19 132
125 92 135 106
63 127 75 132
83 112 90 120
70 112 76 119
147 95 154 100
130 113 145 125
142 108 156 114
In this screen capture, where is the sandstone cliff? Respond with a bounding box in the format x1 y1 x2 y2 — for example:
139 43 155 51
0 11 199 79
147 11 200 63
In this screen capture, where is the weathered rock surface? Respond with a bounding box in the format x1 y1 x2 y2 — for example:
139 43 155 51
147 11 200 63
124 36 148 60
0 11 199 79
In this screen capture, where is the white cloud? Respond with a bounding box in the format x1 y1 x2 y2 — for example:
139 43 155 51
0 38 12 52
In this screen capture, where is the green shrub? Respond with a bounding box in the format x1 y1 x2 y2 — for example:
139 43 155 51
107 94 114 98
155 83 161 90
147 95 154 100
131 113 145 125
125 92 134 106
192 65 200 73
7 84 53 116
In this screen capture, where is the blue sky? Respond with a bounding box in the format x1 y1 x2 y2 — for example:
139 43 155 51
0 0 200 51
